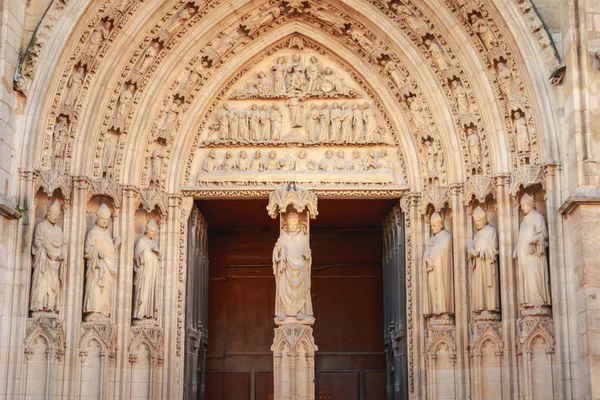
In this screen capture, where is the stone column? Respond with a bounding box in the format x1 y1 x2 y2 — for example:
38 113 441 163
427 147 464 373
267 186 318 400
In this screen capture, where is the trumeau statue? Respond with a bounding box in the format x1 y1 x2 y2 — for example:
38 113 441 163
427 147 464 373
273 211 314 324
133 219 161 323
423 212 454 320
513 193 551 313
467 207 499 318
30 201 66 316
84 204 121 322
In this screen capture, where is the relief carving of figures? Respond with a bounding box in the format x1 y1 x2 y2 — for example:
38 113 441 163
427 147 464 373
218 104 230 139
221 150 235 171
340 103 353 142
133 220 161 323
271 105 283 141
470 14 497 50
330 103 342 142
203 149 218 172
306 56 319 93
249 104 261 140
30 201 66 316
467 128 482 164
424 140 438 175
149 148 163 184
63 67 84 109
377 149 392 170
287 97 304 128
384 61 407 87
136 42 160 75
206 31 239 61
452 80 470 115
467 207 499 318
160 7 193 40
260 105 271 140
423 212 454 320
320 67 355 96
102 135 118 178
306 5 347 35
349 149 363 171
425 39 451 71
279 154 295 171
335 150 347 170
237 150 250 171
83 21 111 61
84 204 121 322
175 65 204 98
251 150 264 171
52 116 70 159
319 150 335 171
295 150 318 172
113 84 135 128
272 56 288 95
363 102 378 142
513 194 551 313
306 104 320 141
156 98 182 141
352 103 364 142
318 103 330 142
363 149 376 170
265 150 280 171
238 110 249 140
288 53 307 93
273 211 314 323
348 28 386 61
513 111 531 153
392 4 426 31
496 61 520 102
241 5 283 37
228 108 239 140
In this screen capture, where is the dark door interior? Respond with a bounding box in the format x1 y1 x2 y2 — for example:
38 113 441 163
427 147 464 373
198 199 397 400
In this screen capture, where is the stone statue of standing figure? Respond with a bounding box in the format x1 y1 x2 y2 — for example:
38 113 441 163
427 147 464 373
423 212 454 323
273 211 314 325
467 207 499 319
513 193 551 315
30 201 67 316
133 219 161 324
83 204 121 322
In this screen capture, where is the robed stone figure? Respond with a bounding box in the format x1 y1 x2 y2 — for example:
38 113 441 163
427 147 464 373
133 220 161 322
30 201 66 315
513 193 551 310
467 207 499 316
272 211 314 324
423 212 454 318
83 204 121 321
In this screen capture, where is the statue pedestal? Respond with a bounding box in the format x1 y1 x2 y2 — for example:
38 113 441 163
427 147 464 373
271 324 317 400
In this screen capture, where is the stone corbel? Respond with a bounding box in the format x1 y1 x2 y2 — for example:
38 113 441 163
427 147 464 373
549 65 566 86
0 193 21 219
590 52 600 71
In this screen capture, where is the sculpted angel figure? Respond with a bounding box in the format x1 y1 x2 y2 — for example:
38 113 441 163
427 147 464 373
52 116 70 159
133 220 161 322
426 39 450 70
452 80 470 115
273 211 314 323
115 84 135 122
514 111 531 153
242 5 283 37
467 128 482 164
156 98 182 141
384 61 407 87
161 7 193 37
83 204 121 321
272 57 288 95
496 61 520 102
84 21 111 59
392 4 426 30
30 201 66 315
423 212 454 318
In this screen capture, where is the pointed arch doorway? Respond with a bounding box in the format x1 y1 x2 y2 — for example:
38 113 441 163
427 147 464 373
184 197 407 400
